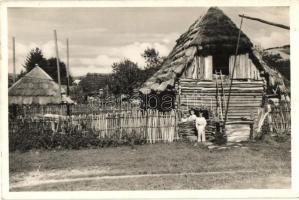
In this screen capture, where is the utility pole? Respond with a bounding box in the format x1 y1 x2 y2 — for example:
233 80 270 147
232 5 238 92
12 37 16 83
66 39 70 95
54 30 62 102
66 38 71 116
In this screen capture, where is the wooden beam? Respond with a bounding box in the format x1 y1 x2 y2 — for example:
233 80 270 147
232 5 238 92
239 14 290 30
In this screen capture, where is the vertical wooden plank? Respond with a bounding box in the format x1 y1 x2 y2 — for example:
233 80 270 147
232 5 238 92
236 55 241 78
204 56 213 80
183 62 194 78
229 55 232 77
242 54 247 78
191 59 197 79
195 55 200 79
229 55 236 78
200 56 204 79
249 59 253 79
241 54 245 78
245 53 250 79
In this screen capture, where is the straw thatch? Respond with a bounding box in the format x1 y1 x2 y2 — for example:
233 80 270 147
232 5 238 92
262 45 290 80
9 66 74 105
250 49 289 94
140 7 288 95
183 7 252 55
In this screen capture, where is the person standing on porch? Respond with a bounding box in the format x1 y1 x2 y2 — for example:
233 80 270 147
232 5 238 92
196 112 207 143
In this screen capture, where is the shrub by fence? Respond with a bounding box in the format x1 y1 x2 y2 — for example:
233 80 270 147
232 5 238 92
9 110 179 151
9 102 140 117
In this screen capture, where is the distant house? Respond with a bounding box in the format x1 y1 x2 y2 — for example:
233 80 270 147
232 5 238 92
140 7 288 121
9 66 74 105
73 79 81 86
80 73 111 97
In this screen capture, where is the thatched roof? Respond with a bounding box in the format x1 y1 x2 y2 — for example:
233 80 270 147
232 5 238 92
262 45 290 80
140 7 288 95
181 7 252 55
251 49 289 94
9 66 74 105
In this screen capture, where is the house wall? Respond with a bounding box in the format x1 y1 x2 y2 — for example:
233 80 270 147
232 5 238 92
176 78 265 122
182 53 261 80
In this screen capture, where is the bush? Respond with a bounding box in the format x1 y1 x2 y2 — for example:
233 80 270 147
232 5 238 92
9 119 147 152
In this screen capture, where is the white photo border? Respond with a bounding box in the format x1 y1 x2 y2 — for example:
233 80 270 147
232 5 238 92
1 0 299 199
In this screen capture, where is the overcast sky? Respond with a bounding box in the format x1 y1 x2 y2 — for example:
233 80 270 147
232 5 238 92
8 7 289 77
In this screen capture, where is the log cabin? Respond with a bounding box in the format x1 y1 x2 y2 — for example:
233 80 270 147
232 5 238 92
139 7 288 124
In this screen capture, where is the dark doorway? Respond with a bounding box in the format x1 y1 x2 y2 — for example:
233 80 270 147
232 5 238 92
213 54 230 75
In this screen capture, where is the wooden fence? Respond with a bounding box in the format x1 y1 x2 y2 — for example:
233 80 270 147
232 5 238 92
269 101 291 134
10 110 179 143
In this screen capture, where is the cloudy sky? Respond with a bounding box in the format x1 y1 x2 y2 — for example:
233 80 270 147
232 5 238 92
8 7 289 76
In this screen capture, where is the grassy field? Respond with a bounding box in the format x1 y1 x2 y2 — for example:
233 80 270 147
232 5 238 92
9 139 291 191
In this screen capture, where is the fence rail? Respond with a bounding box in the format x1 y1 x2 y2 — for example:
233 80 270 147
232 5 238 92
9 110 179 144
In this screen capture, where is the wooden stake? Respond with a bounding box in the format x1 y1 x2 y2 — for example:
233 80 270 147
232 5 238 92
54 30 62 102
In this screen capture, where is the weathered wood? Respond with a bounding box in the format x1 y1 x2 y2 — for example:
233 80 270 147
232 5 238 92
180 81 264 86
181 87 263 91
226 120 253 142
192 56 199 79
204 56 213 80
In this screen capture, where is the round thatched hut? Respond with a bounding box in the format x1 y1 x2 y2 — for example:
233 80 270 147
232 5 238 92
9 66 74 118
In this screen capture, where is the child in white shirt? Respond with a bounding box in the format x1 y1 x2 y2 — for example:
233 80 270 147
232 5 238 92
196 112 207 142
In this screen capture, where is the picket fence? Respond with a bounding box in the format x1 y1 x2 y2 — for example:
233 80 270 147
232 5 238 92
10 110 179 143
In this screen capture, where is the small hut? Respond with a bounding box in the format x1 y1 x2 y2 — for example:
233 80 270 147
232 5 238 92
140 7 288 122
9 66 74 105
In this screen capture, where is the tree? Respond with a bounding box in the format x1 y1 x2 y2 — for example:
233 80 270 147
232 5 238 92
22 48 72 85
141 47 165 82
109 59 142 96
46 57 73 85
142 47 164 69
23 48 48 72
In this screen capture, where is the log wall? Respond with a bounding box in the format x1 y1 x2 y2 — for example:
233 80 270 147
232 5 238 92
177 79 265 121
